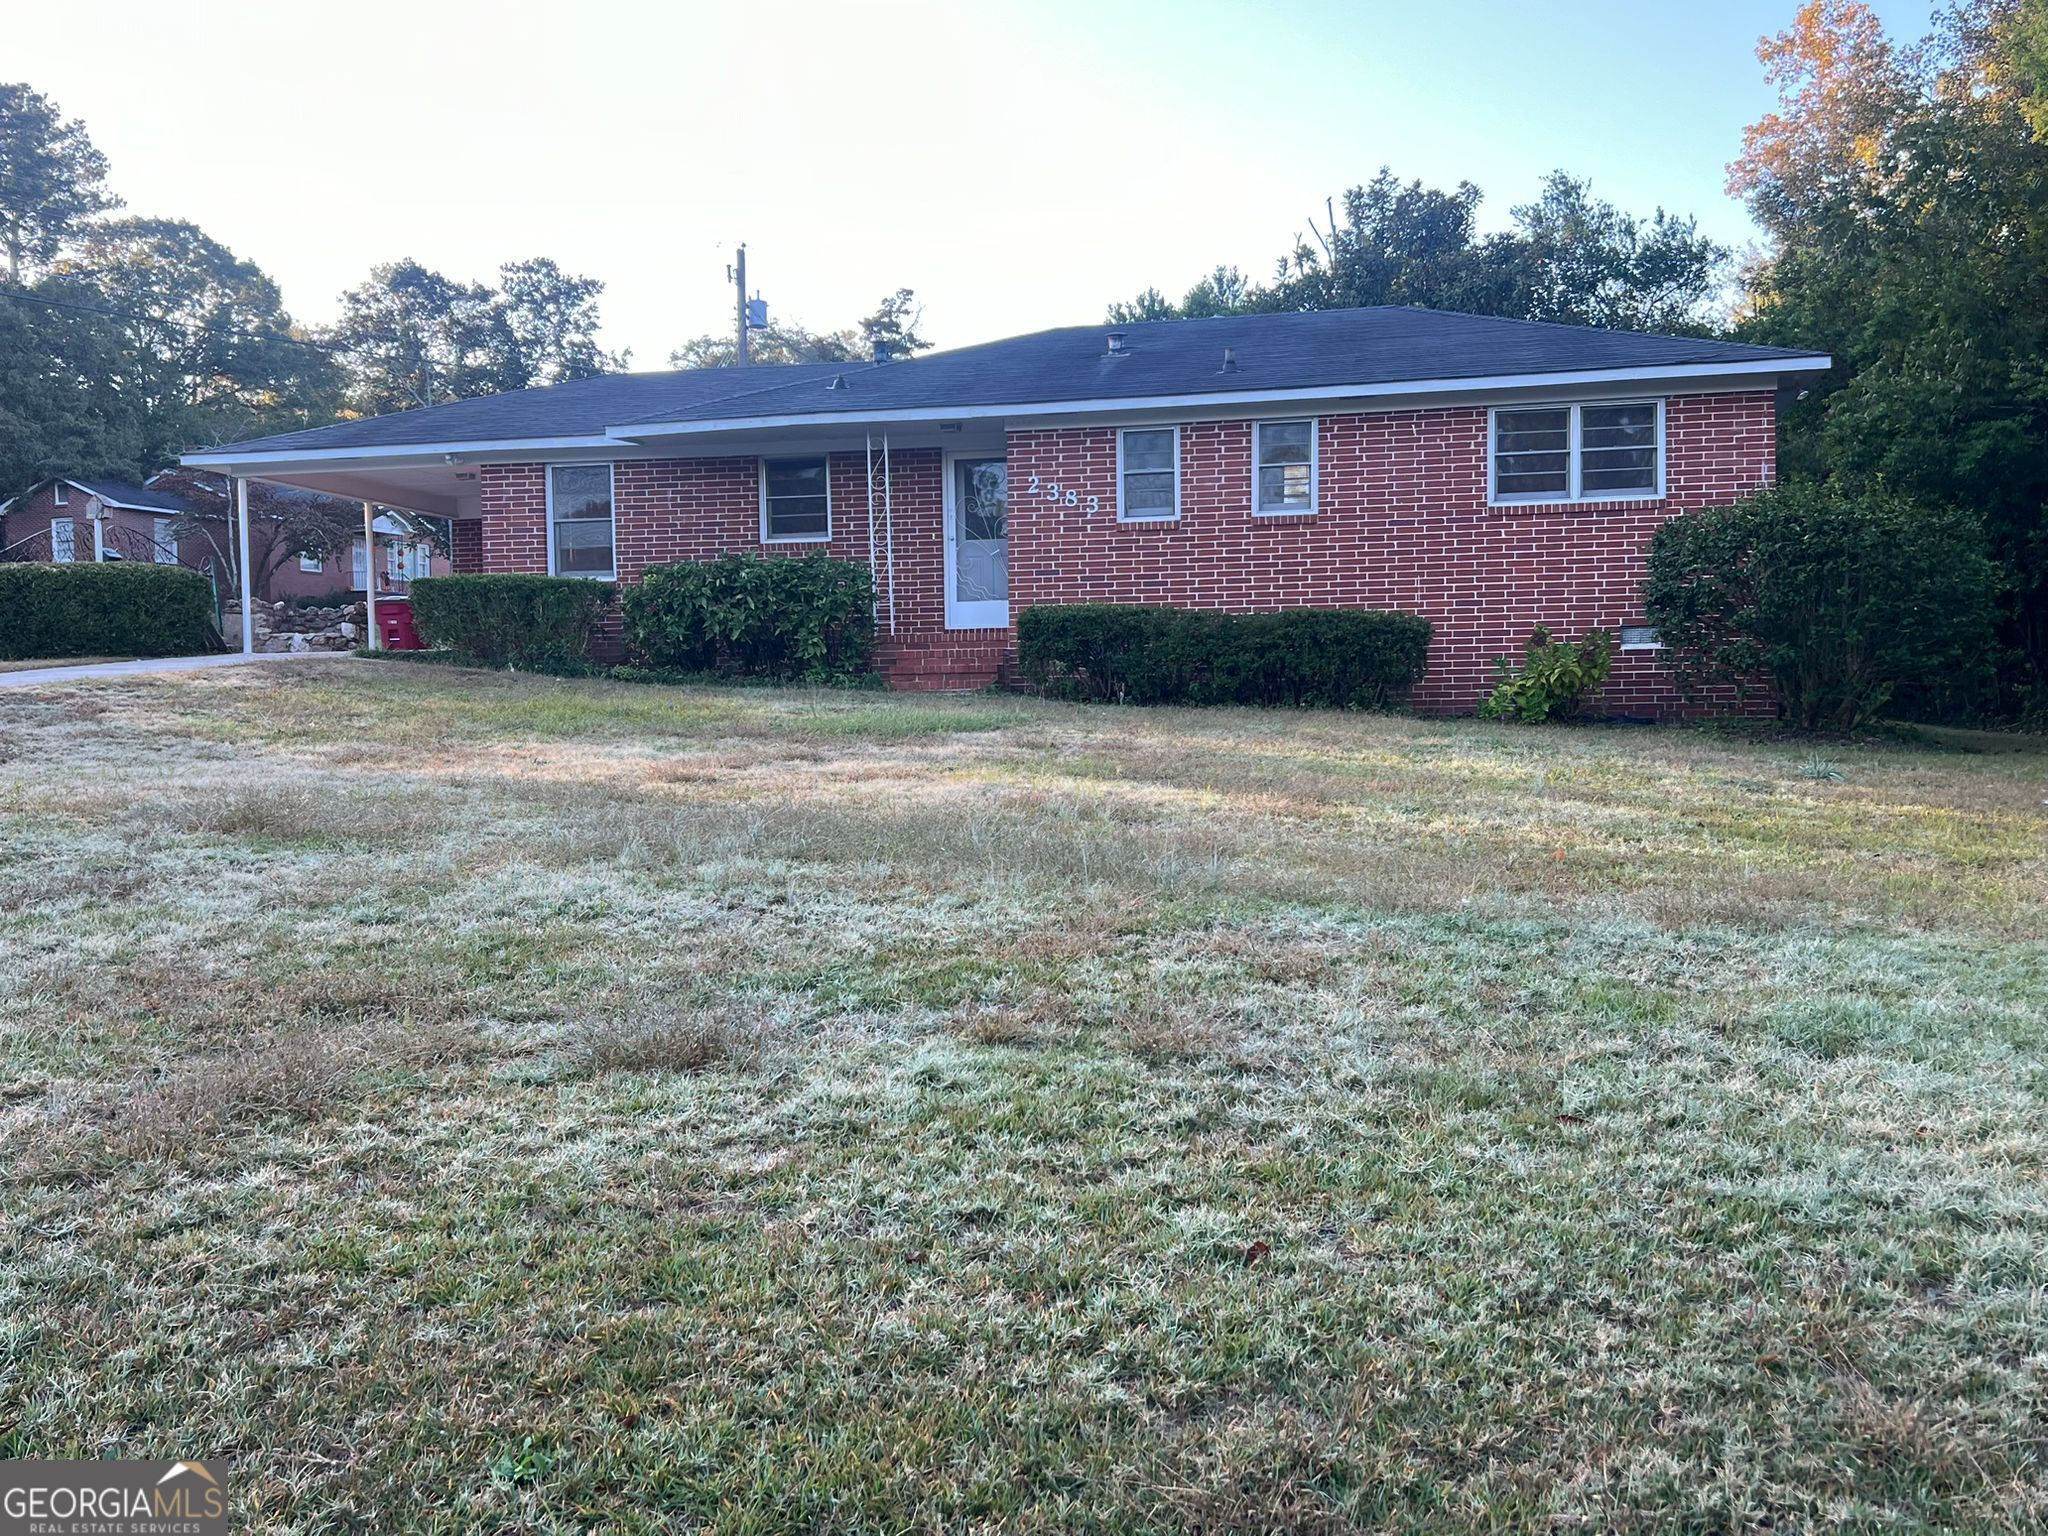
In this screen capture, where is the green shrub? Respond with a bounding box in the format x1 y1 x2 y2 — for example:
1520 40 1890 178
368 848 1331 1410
1015 604 1432 708
621 554 875 682
0 563 220 660
1643 481 1999 730
408 574 614 670
1479 626 1616 723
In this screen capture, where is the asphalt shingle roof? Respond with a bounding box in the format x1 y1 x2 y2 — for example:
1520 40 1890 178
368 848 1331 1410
196 307 1828 459
65 479 196 513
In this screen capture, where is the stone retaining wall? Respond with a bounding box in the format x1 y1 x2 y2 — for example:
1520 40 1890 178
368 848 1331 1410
226 598 364 653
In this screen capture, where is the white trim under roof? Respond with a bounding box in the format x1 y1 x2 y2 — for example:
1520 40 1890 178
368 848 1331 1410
180 355 1831 471
607 357 1831 442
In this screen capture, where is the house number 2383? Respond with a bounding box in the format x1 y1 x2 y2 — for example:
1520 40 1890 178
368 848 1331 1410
1024 475 1100 515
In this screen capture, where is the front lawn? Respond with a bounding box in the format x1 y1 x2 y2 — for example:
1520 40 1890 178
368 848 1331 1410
2 663 2044 1532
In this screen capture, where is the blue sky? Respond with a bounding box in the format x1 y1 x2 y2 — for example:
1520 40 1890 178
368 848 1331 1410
13 0 1938 361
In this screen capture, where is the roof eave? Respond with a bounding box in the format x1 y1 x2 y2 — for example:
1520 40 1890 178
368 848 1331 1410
610 355 1833 441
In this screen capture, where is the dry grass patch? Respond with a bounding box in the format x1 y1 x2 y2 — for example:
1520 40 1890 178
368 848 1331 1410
2 664 2047 1531
564 1003 771 1076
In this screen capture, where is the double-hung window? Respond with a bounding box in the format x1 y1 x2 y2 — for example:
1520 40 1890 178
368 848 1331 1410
1117 426 1179 521
549 463 616 577
50 518 75 562
154 517 178 564
1491 401 1661 504
760 457 830 542
1253 420 1316 515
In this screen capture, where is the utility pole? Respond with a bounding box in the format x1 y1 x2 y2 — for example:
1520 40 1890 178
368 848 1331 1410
731 244 749 369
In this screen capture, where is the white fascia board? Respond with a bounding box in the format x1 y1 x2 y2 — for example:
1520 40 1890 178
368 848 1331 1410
609 357 1832 441
179 434 629 471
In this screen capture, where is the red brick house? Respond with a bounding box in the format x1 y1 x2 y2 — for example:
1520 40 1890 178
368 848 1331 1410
183 307 1829 712
0 477 206 569
0 473 447 602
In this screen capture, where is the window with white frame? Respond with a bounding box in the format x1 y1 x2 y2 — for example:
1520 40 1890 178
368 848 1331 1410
1253 419 1316 515
549 463 616 577
52 483 68 507
1491 401 1661 503
50 517 75 562
1118 426 1179 521
760 457 830 542
154 516 178 564
300 550 324 573
387 539 431 581
1619 624 1663 650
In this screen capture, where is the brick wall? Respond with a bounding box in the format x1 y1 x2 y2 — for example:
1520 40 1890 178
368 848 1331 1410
451 519 484 573
478 450 1010 685
1007 391 1775 714
470 390 1776 712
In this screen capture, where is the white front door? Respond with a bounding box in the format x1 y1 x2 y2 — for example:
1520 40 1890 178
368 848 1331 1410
943 453 1008 630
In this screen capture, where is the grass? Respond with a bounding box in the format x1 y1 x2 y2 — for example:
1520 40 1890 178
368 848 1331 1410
2 659 2045 1532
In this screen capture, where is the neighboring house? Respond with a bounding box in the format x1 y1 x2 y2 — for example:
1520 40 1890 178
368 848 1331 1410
183 306 1830 711
275 511 440 602
0 477 203 570
0 472 446 603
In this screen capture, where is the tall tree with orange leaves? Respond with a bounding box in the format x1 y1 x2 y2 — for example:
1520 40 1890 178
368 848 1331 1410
1734 1 2048 720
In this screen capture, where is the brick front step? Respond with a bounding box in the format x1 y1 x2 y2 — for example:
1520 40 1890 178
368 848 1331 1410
876 638 1012 692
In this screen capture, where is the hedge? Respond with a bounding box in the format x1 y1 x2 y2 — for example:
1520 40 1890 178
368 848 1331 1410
1644 480 1999 730
621 554 875 682
408 574 615 670
1016 604 1433 708
0 563 220 660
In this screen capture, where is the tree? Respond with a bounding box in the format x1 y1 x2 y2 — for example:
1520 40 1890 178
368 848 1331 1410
668 289 931 369
1731 0 2048 716
855 287 932 360
1106 168 1727 334
498 257 627 387
1507 175 1727 334
47 217 340 459
144 468 362 593
0 286 150 495
326 257 622 416
328 259 520 415
0 83 120 283
2000 0 2048 140
1644 481 1999 730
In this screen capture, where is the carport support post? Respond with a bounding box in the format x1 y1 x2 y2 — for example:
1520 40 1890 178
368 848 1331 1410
361 501 381 650
234 477 254 656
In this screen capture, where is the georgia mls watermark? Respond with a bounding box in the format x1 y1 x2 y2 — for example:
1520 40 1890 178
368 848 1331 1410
1 1462 227 1536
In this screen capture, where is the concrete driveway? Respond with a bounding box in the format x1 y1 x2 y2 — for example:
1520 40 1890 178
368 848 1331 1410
0 651 355 688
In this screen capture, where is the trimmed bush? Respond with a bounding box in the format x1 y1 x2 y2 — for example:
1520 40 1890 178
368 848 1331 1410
1480 626 1616 723
1644 481 1999 730
409 574 614 670
1016 604 1432 708
622 554 875 682
0 563 220 660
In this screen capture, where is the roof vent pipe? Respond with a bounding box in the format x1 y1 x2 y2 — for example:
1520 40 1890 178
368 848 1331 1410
826 374 848 391
1105 332 1127 356
1219 347 1238 374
